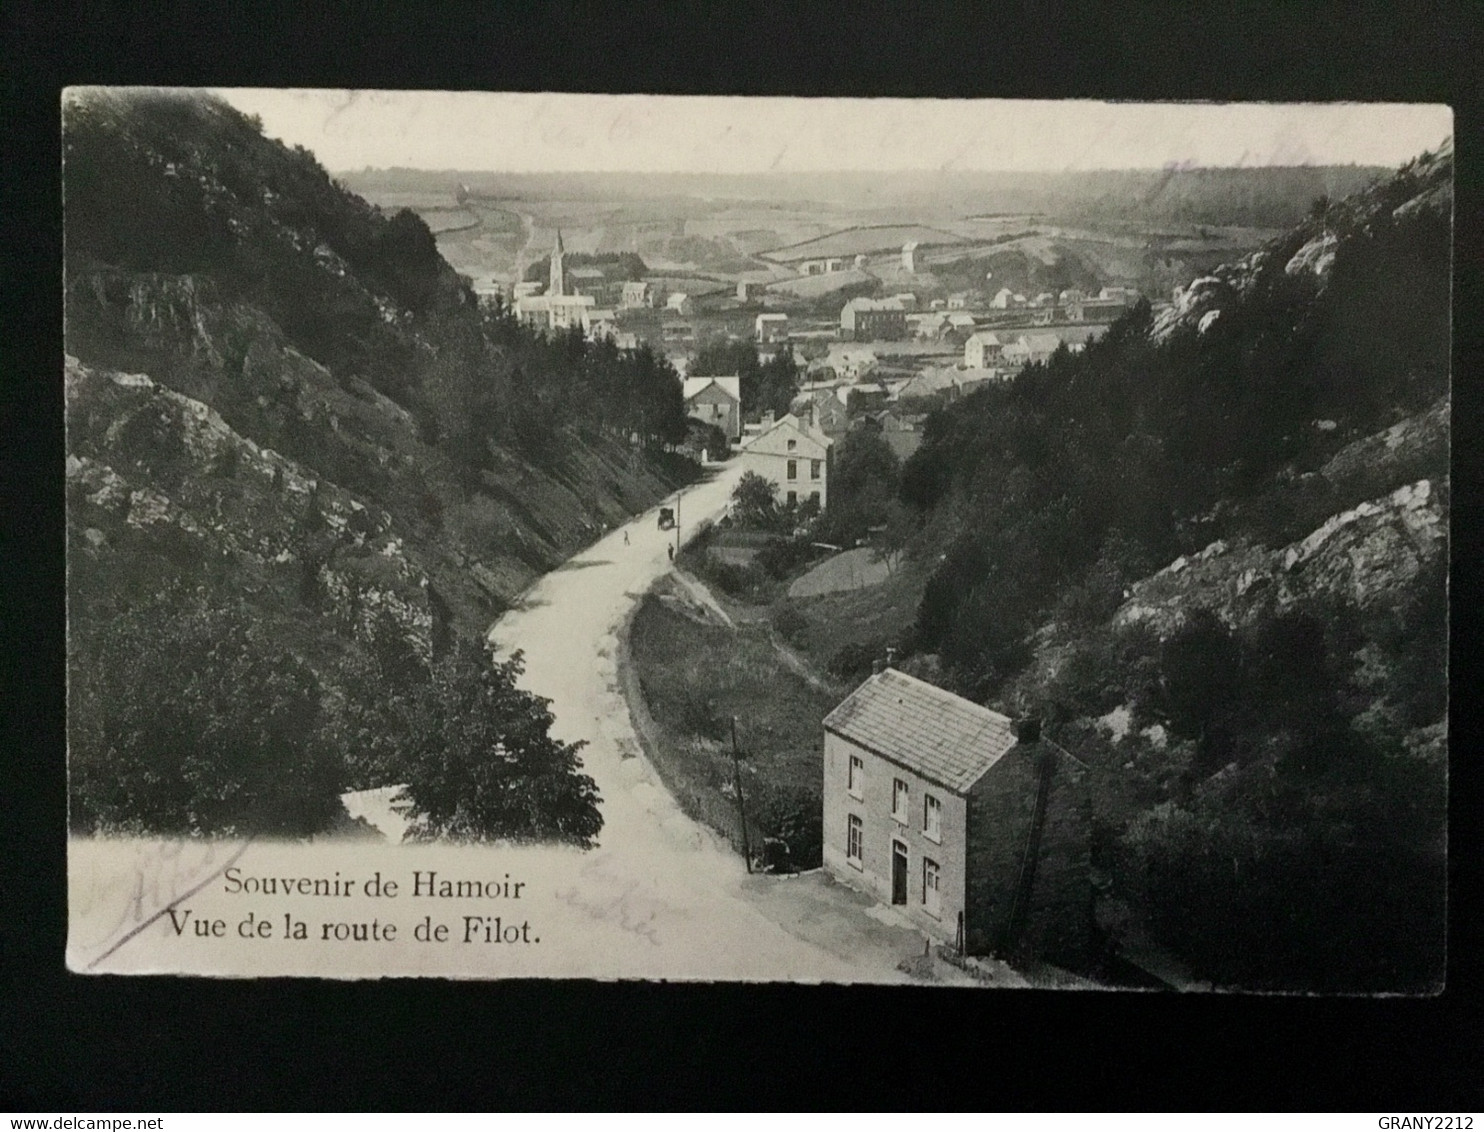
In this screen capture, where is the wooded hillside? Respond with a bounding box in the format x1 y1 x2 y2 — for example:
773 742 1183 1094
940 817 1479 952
890 143 1452 991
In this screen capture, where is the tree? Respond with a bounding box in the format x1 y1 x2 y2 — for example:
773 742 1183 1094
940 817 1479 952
820 426 900 546
394 644 603 846
754 346 802 418
691 340 760 382
871 499 916 574
730 470 780 529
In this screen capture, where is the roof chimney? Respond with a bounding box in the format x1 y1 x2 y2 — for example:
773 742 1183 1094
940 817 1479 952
1012 716 1042 744
884 646 898 669
871 655 886 675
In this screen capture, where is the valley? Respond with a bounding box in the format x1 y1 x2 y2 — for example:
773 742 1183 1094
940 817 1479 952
63 89 1451 992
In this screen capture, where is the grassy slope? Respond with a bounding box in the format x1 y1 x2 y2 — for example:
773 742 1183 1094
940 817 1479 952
627 584 837 867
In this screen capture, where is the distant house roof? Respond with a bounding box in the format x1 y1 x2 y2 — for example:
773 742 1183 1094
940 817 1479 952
895 367 964 398
569 267 605 280
966 331 1002 346
1021 333 1064 352
825 345 878 367
742 412 834 455
824 668 1019 793
756 312 789 321
945 312 977 328
683 376 741 403
842 297 906 313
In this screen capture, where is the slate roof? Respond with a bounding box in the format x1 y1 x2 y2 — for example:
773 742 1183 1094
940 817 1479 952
683 376 741 403
823 668 1018 793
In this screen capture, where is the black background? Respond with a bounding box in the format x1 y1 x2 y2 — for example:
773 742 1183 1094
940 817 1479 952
3 0 1481 1111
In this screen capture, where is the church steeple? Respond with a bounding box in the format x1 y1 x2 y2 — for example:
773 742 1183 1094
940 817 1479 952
549 230 566 297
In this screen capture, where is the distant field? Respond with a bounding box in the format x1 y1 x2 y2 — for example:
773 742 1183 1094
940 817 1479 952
763 225 966 262
767 268 875 298
646 275 732 296
345 171 1290 304
352 189 458 212
418 207 480 234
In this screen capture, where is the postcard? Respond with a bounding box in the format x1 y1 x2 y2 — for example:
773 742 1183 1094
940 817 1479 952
64 89 1451 989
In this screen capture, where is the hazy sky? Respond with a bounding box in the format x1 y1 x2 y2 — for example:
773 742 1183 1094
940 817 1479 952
214 90 1451 175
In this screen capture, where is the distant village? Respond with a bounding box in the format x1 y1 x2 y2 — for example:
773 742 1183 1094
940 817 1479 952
485 229 1170 513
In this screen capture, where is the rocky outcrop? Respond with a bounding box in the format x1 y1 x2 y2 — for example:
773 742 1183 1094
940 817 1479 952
66 354 437 656
1114 476 1446 639
1283 231 1339 279
1152 139 1450 344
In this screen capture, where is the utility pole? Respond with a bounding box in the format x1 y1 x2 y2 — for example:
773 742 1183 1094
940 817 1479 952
674 488 683 556
731 716 752 873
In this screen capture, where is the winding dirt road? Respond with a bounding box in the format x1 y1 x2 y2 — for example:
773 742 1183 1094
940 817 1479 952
481 460 864 979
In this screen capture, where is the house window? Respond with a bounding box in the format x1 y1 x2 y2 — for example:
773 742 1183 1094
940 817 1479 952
787 439 797 451
892 778 909 822
846 814 863 866
924 794 942 843
786 460 798 480
810 459 822 480
923 857 941 917
810 491 821 505
786 491 797 506
847 754 863 799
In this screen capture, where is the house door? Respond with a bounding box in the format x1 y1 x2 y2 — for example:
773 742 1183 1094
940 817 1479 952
891 840 908 905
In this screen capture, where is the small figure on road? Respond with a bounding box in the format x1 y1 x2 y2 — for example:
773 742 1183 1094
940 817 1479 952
667 544 674 562
623 530 629 546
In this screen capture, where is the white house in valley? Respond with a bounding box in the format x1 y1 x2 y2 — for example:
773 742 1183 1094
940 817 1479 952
738 411 833 510
963 331 1004 369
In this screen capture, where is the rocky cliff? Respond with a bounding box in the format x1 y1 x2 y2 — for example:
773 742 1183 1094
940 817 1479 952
65 90 692 662
1153 138 1453 343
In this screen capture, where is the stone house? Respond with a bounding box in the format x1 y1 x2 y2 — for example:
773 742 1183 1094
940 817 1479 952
821 668 1093 965
839 298 908 342
792 388 851 440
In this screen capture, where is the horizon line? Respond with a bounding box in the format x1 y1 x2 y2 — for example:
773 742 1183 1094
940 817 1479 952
332 159 1404 176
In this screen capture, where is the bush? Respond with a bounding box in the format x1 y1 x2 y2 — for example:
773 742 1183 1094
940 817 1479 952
393 643 603 846
69 589 347 837
1121 761 1445 993
829 640 883 682
683 548 771 602
756 537 823 581
770 601 809 647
